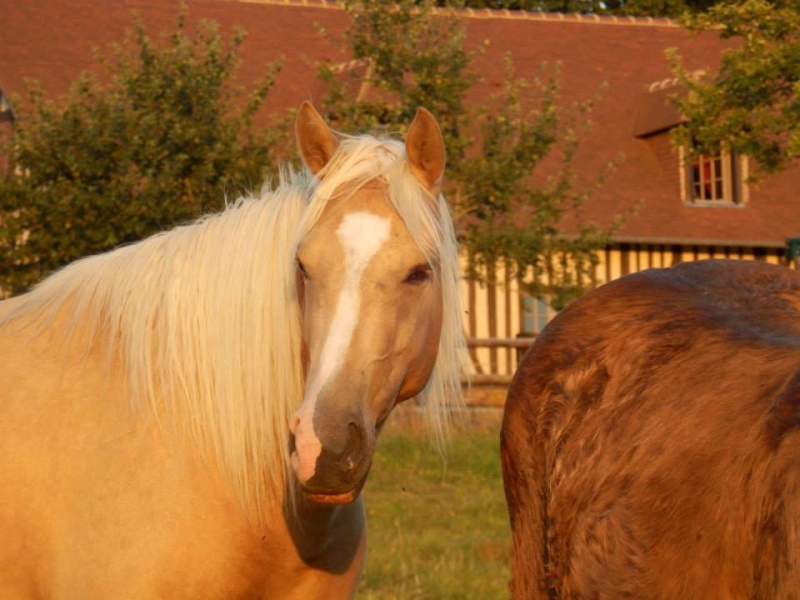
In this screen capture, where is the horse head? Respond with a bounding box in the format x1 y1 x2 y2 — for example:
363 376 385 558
289 102 447 503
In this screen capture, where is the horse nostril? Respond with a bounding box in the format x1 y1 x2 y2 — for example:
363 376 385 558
343 422 365 470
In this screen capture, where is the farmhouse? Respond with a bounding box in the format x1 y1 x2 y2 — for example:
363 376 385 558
3 0 799 381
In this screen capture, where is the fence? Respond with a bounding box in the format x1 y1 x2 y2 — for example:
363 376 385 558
467 336 536 385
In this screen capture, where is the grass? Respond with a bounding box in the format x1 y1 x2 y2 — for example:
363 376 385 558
357 417 511 599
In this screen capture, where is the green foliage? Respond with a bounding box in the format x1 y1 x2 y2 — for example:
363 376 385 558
2 1 622 307
671 0 800 174
457 60 621 310
0 13 282 295
318 0 476 168
318 0 619 310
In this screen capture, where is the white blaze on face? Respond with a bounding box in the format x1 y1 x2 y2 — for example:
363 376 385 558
291 211 391 483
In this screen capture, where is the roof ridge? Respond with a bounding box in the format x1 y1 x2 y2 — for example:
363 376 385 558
232 0 681 28
233 0 344 10
436 6 680 27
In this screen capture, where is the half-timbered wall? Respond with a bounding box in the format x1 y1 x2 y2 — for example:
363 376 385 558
462 244 793 378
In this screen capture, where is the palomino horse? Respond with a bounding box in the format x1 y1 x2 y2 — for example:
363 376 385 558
0 102 465 598
502 259 800 599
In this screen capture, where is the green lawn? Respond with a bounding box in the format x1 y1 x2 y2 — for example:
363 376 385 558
357 419 511 599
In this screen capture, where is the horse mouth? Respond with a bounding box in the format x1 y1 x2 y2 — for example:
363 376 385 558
302 489 360 504
299 468 369 505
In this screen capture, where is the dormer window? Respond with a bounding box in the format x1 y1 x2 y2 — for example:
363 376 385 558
680 145 748 206
635 77 750 208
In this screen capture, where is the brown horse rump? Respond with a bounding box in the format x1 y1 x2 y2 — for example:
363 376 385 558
502 259 800 599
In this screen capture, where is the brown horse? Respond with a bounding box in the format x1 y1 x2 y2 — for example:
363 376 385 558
0 103 466 598
502 259 800 599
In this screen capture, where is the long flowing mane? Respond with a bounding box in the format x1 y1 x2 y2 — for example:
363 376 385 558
0 133 466 513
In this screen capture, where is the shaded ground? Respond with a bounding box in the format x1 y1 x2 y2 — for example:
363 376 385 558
358 403 510 599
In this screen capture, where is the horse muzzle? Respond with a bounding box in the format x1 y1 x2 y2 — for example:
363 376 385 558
290 416 374 504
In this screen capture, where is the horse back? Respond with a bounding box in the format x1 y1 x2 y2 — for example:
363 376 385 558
502 259 800 599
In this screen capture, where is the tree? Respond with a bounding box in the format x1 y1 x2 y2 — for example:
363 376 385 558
2 1 619 308
457 60 621 309
671 0 800 174
317 0 476 170
0 13 282 295
317 0 620 309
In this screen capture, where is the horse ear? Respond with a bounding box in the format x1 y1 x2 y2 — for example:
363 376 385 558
406 108 446 195
296 101 339 175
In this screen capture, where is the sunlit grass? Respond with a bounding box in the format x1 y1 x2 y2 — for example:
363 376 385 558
357 415 510 599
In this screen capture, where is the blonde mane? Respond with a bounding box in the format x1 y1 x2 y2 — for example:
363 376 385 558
0 133 466 514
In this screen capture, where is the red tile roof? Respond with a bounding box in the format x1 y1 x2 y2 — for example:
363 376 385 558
3 0 798 248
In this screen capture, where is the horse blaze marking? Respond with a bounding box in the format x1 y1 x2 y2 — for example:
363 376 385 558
292 211 391 483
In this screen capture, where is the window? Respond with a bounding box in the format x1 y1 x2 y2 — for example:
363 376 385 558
521 295 556 335
681 146 747 205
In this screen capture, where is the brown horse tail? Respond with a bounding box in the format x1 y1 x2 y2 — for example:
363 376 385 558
502 337 564 600
501 390 550 599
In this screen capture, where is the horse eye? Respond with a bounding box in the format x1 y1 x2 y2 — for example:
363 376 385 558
404 265 432 285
